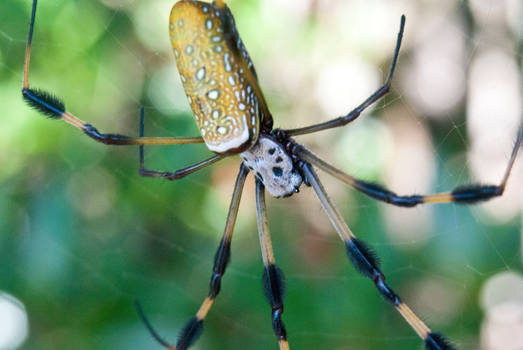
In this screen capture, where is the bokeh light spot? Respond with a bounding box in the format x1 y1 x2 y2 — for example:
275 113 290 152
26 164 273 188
0 293 28 350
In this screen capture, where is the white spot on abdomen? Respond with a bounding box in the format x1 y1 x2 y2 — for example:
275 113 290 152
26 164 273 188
224 53 232 72
207 89 220 100
196 67 206 81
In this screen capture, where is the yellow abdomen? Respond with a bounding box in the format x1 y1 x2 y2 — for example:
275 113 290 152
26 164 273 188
170 0 268 154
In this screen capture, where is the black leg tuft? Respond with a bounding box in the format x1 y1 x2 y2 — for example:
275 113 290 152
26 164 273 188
425 332 457 350
354 181 423 207
213 237 231 272
452 184 501 204
345 238 381 278
209 237 231 298
176 317 204 350
22 88 65 119
262 264 286 309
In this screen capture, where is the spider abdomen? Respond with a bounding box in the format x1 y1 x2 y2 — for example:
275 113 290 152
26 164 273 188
241 136 302 198
169 1 271 154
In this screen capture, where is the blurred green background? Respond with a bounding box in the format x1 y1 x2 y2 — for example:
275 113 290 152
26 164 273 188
1 1 522 349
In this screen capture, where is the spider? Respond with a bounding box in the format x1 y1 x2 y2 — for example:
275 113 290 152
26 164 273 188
21 0 522 349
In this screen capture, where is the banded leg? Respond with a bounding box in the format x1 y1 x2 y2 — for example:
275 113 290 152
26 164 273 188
255 180 290 350
284 15 405 137
300 162 455 350
138 108 226 180
137 164 249 350
22 0 204 147
296 122 522 207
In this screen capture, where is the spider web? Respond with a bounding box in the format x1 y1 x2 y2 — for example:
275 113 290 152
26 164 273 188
0 0 522 350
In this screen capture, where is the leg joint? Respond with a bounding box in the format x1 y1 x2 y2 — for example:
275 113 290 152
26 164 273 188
208 273 222 299
271 307 287 340
83 124 132 145
375 276 401 305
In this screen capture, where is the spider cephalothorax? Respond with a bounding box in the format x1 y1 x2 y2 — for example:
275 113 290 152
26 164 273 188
21 0 523 349
240 135 303 198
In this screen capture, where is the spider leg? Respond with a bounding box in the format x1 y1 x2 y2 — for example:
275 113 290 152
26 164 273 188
296 122 522 207
139 154 225 180
300 162 456 350
255 180 290 350
137 164 249 350
22 0 203 147
284 15 405 137
138 108 226 180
